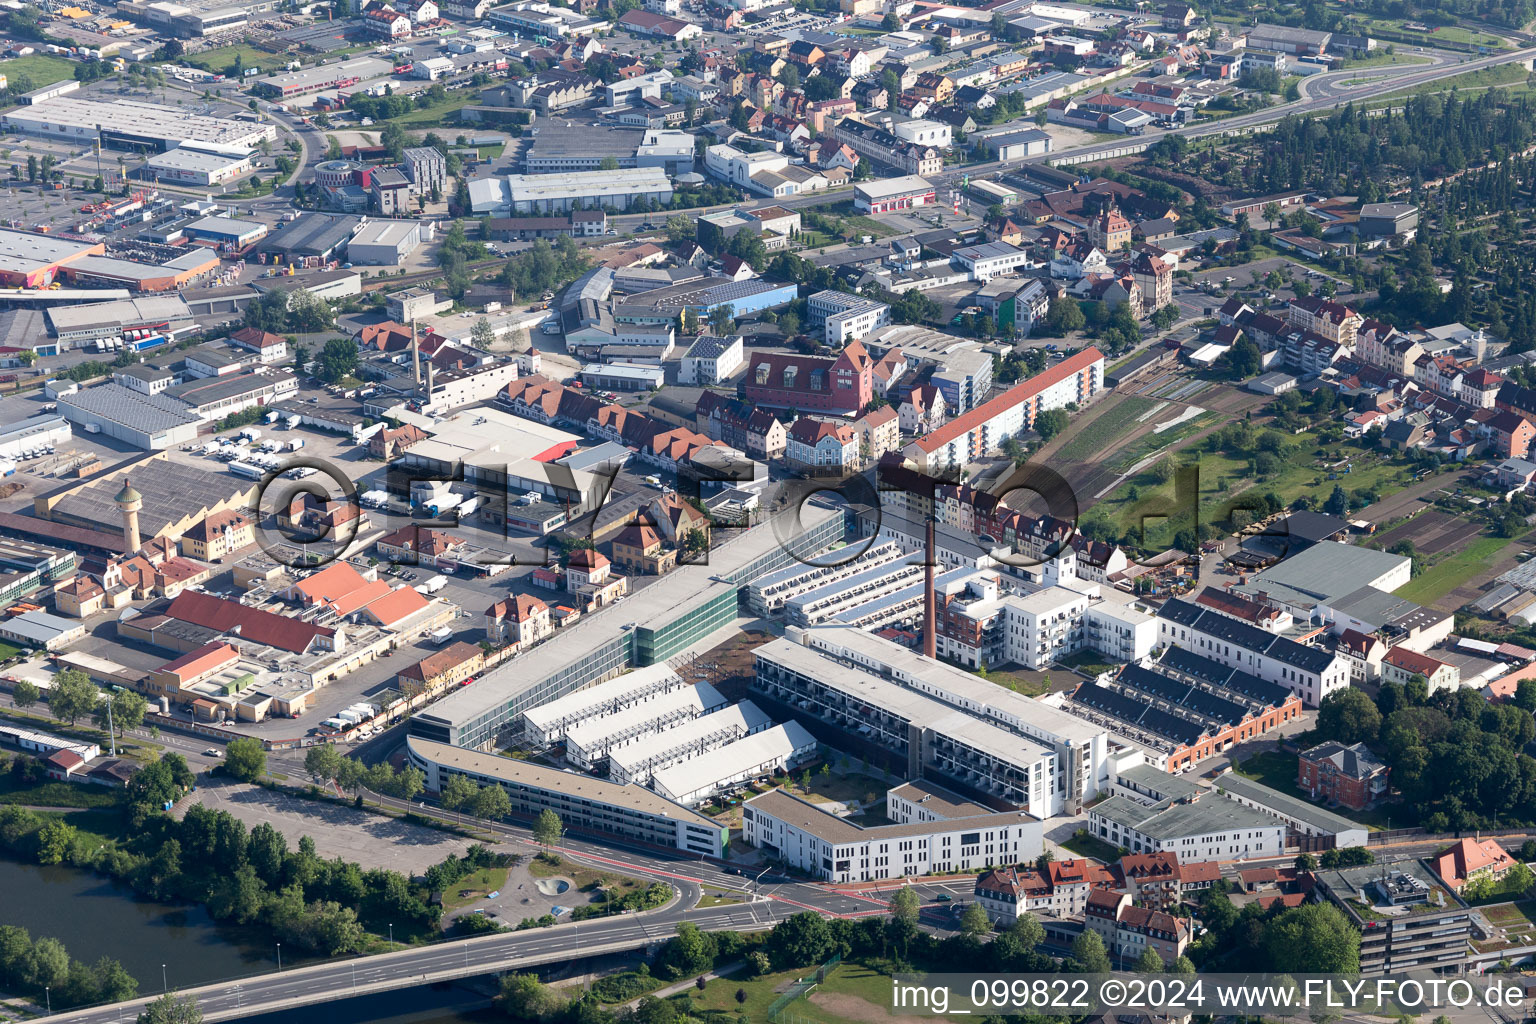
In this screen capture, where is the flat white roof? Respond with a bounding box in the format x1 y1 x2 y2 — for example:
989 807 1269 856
564 681 725 752
6 97 272 147
522 662 683 733
607 700 773 776
349 219 421 248
146 147 250 172
652 721 816 798
854 174 934 200
506 168 671 202
797 625 1106 745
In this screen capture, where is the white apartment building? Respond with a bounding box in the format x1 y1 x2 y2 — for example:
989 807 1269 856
1156 597 1350 707
807 290 891 345
746 539 909 615
564 681 728 768
742 787 1042 883
891 118 953 149
905 347 1104 470
703 144 788 189
769 626 1111 814
520 663 687 745
952 241 1033 282
1089 792 1287 861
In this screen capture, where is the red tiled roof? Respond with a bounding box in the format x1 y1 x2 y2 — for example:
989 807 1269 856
912 347 1103 453
158 641 239 682
165 590 335 654
360 585 430 628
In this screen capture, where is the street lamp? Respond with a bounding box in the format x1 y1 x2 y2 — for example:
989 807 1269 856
389 923 394 946
276 943 282 971
45 986 50 1016
161 965 166 994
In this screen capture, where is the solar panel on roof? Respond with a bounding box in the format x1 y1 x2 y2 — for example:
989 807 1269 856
1159 645 1292 706
1073 683 1206 746
1116 664 1244 725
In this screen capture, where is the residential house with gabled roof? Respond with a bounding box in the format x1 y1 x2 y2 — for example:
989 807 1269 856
485 592 553 648
1298 740 1390 810
742 339 874 416
1435 837 1517 892
785 418 858 474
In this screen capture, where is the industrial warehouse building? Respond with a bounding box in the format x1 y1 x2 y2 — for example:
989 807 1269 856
144 146 253 187
1 97 277 151
468 168 674 215
55 384 201 450
409 507 843 748
346 219 430 265
407 736 728 856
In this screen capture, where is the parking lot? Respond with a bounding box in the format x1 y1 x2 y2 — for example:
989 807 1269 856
187 776 487 874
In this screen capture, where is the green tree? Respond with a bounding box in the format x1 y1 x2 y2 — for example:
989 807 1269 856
1010 912 1045 950
11 679 38 708
222 737 266 782
1316 688 1382 745
473 783 511 821
496 974 559 1021
303 744 343 784
92 688 146 739
1034 408 1070 442
1294 853 1318 871
1262 903 1360 973
532 808 564 846
396 765 425 803
959 900 992 937
335 756 365 794
657 921 716 979
47 669 97 726
765 911 832 970
1168 955 1197 975
316 336 358 383
1072 930 1111 972
1134 946 1165 973
439 774 478 824
138 993 202 1024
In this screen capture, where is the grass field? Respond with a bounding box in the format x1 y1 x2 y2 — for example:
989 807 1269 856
1366 62 1528 106
1054 396 1159 463
1085 434 1411 548
1105 410 1218 474
528 854 649 900
0 641 20 662
181 44 291 74
1396 533 1511 605
1 54 77 88
440 865 513 913
1362 18 1504 46
0 775 123 809
1339 52 1431 69
1060 831 1123 862
683 961 895 1024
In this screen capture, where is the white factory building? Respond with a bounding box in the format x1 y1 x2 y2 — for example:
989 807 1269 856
519 662 688 746
564 681 728 769
2 97 277 152
144 145 252 186
653 722 819 807
347 219 432 265
468 168 674 215
607 699 773 787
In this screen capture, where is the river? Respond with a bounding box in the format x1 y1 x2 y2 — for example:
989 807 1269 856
1 857 505 1023
0 856 277 1000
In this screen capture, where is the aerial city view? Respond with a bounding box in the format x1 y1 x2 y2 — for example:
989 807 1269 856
5 0 1536 1019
